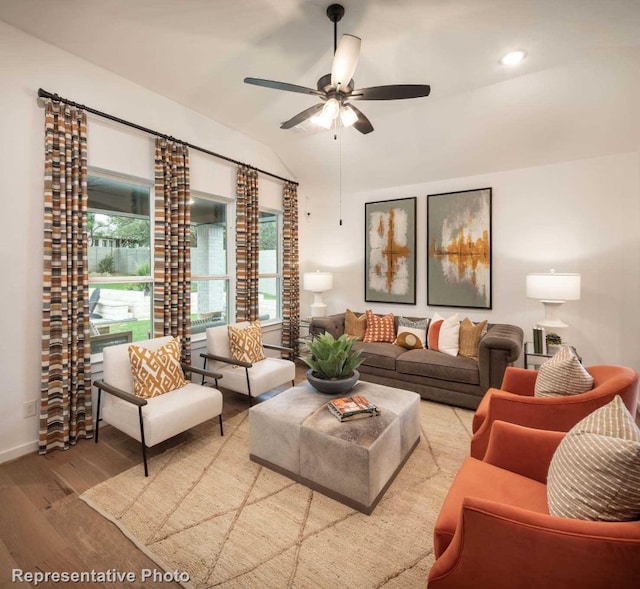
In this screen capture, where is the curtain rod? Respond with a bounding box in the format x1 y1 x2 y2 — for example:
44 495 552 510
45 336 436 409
37 88 298 186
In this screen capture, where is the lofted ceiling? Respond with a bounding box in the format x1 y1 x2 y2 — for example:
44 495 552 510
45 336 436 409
1 0 640 195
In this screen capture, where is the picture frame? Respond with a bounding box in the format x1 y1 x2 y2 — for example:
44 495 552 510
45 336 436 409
365 197 417 305
427 188 492 309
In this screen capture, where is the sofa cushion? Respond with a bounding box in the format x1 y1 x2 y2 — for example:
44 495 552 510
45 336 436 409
394 330 424 350
547 396 640 521
228 321 266 364
363 310 396 343
398 317 429 347
345 309 367 340
427 312 460 357
396 348 480 385
534 346 593 398
459 318 488 359
434 456 549 557
354 341 406 371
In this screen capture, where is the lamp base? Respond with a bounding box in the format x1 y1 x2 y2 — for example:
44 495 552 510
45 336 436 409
310 302 327 318
538 300 569 330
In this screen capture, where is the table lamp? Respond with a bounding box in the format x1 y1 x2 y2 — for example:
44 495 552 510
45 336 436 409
526 270 581 328
303 271 333 318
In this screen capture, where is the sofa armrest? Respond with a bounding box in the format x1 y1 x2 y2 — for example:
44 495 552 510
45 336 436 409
477 324 524 391
483 421 565 483
309 313 346 339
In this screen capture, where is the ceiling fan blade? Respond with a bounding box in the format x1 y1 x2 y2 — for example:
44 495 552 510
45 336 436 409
280 103 325 129
244 77 324 97
331 34 361 89
346 103 374 135
351 84 431 100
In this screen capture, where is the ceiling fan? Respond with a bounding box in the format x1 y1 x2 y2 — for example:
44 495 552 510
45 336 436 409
244 3 431 135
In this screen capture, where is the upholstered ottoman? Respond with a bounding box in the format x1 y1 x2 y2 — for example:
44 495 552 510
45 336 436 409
249 381 421 514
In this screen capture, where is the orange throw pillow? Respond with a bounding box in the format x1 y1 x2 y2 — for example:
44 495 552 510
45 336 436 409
363 310 395 343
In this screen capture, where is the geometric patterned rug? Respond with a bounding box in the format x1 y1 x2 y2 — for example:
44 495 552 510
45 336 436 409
81 400 473 589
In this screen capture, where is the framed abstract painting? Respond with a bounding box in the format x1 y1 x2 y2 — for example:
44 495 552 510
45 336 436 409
365 197 416 304
427 188 492 309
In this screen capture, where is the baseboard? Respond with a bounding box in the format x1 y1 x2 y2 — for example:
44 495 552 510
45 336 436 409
0 440 38 465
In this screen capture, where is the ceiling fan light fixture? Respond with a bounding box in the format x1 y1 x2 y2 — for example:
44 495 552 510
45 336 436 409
322 97 340 119
500 49 527 66
331 34 361 88
311 112 334 129
340 105 358 127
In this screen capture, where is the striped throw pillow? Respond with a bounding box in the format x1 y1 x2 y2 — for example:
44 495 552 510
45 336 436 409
128 337 187 399
427 312 460 357
547 396 640 521
363 311 395 343
228 321 266 364
534 346 593 397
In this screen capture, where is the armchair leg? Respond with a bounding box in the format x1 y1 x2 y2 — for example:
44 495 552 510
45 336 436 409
219 414 224 436
95 388 102 444
201 357 207 385
245 367 253 407
138 406 149 477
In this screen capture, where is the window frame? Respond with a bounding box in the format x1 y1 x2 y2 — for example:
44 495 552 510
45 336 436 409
87 167 154 361
189 190 234 339
258 207 283 323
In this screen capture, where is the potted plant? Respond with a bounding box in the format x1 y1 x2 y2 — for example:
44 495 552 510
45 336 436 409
546 332 563 355
302 332 364 394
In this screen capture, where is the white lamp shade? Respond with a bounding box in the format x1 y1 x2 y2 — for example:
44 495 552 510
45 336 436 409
526 272 581 301
303 271 333 292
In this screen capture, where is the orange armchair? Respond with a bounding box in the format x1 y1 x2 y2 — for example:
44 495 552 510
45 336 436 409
429 421 640 589
470 364 639 459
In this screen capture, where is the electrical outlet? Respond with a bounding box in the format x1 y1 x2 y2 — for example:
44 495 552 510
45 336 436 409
23 400 37 419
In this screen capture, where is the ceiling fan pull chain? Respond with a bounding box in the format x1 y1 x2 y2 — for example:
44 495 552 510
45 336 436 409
339 123 343 226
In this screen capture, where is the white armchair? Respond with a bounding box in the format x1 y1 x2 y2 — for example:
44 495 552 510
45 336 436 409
93 336 224 476
201 322 295 406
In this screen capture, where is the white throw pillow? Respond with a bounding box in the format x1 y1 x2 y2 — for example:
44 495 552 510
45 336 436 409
427 312 460 357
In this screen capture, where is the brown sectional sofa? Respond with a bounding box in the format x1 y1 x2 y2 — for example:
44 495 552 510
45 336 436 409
309 312 523 410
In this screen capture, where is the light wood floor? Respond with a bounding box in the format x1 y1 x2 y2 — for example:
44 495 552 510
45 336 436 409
0 364 307 589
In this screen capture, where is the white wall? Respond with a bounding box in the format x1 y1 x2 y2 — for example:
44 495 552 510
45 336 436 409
0 21 292 463
299 152 640 372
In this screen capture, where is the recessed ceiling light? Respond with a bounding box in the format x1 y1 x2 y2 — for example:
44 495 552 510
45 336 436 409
500 50 527 66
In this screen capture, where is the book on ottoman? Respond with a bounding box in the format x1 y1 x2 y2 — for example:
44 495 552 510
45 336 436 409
328 395 380 422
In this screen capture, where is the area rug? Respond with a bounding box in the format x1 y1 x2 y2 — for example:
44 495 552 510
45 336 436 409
81 399 473 589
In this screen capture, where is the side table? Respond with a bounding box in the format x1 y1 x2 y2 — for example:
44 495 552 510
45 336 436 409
524 342 582 370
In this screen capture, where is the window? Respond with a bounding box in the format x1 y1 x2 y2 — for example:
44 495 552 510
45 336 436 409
258 210 282 321
190 194 230 334
88 173 152 354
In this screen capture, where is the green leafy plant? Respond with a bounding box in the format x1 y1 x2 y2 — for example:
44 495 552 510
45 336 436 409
96 254 115 274
546 332 562 345
302 333 364 380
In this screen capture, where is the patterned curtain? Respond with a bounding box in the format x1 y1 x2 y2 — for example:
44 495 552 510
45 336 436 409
153 138 192 362
282 181 300 348
40 99 93 454
235 166 259 321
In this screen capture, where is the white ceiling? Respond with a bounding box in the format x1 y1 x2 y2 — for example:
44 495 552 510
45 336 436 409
2 0 640 194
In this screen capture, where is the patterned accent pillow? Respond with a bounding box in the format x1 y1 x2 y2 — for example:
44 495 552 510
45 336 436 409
228 321 266 364
427 312 460 357
547 395 640 521
458 318 488 360
345 309 367 341
363 311 396 343
128 337 187 399
394 330 424 350
398 317 429 347
534 346 593 398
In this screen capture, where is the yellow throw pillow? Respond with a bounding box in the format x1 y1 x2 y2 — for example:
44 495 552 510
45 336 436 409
128 337 187 399
345 309 367 340
228 321 266 364
458 318 488 359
